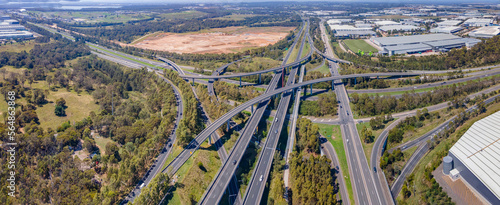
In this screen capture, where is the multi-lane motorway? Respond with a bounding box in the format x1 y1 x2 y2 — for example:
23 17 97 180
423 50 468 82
32 19 500 205
242 23 308 205
319 19 388 205
197 21 307 205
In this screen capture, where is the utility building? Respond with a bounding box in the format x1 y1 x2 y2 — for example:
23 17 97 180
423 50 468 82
447 111 500 205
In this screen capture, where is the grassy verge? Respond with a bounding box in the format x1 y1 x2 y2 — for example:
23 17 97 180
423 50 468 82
388 109 457 150
88 44 163 69
315 63 330 74
301 40 310 58
315 123 355 205
356 118 397 162
168 141 221 204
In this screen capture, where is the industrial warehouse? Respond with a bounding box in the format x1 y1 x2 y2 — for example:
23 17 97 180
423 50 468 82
371 34 481 55
0 16 33 40
445 111 500 205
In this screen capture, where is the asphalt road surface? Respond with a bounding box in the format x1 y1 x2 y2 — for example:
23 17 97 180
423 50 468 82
242 26 307 205
198 21 307 205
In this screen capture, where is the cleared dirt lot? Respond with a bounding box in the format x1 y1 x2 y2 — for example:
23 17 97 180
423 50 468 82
131 26 294 54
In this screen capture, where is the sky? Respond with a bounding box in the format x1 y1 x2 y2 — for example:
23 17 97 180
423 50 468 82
76 0 498 3
4 0 499 3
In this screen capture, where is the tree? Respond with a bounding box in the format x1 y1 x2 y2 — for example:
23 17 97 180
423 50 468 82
46 75 53 88
55 105 66 116
361 126 374 143
56 98 67 108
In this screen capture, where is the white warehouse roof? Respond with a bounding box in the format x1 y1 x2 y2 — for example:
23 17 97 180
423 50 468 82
375 20 401 26
469 26 500 38
449 111 500 200
430 26 463 34
437 20 462 27
379 25 423 32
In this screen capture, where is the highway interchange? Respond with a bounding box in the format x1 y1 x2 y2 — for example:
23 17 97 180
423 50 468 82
31 18 500 205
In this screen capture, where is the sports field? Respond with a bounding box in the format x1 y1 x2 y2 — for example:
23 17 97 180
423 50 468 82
343 39 378 53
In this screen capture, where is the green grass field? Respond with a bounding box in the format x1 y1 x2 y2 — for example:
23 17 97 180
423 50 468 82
316 123 354 205
0 40 41 53
94 137 115 155
30 80 100 130
343 39 378 54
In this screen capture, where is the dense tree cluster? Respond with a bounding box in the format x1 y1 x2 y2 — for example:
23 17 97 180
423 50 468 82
195 84 232 121
351 77 500 116
289 118 338 204
296 118 321 154
0 40 89 70
0 55 180 204
299 91 338 117
304 70 332 89
309 17 325 53
387 108 436 144
213 81 260 102
163 69 204 147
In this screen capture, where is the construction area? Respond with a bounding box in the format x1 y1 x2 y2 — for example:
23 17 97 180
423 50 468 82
131 26 295 54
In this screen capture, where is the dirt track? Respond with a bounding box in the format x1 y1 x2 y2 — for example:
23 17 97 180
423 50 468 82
131 26 294 54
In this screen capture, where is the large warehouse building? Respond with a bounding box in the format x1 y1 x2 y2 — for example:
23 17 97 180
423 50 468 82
446 111 500 205
371 34 481 55
469 26 500 38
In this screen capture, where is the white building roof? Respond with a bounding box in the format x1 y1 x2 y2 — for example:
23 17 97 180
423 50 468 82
379 25 423 32
464 18 493 26
372 33 460 46
375 20 401 26
469 26 500 38
330 25 372 31
430 26 463 33
437 20 462 26
449 111 500 200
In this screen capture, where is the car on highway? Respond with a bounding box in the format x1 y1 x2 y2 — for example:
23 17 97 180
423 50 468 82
275 118 279 122
233 160 237 165
259 175 263 182
336 166 339 170
347 139 349 143
275 129 278 134
139 183 145 189
168 143 172 147
346 111 349 115
374 167 377 173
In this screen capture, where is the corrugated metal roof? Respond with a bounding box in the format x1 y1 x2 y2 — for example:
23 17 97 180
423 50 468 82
383 43 431 51
449 111 500 200
372 33 461 46
379 25 423 32
423 38 481 47
335 30 376 36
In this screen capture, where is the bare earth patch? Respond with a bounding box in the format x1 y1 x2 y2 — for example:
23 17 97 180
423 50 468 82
132 26 294 54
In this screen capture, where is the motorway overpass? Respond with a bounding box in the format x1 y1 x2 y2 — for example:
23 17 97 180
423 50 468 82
161 72 419 176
